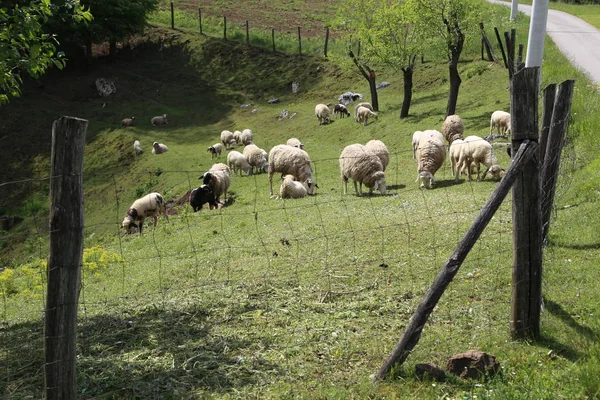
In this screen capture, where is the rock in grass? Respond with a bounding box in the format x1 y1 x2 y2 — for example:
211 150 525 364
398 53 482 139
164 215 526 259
446 350 500 379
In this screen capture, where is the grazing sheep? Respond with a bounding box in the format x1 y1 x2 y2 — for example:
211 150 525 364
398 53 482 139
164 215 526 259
413 130 446 189
189 185 215 212
233 130 242 144
441 114 464 144
448 139 469 182
353 102 373 121
490 111 511 136
339 144 386 196
240 129 254 146
279 174 318 199
200 163 231 208
208 143 223 159
286 138 305 149
221 130 236 149
122 192 169 235
333 104 350 119
133 140 143 156
356 106 378 126
460 136 505 181
151 114 168 126
121 117 135 127
268 145 313 196
227 150 253 176
243 144 268 174
364 139 389 171
315 104 331 125
152 142 168 154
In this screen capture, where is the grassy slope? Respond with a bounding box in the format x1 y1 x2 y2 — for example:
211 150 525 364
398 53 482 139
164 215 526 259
1 3 600 399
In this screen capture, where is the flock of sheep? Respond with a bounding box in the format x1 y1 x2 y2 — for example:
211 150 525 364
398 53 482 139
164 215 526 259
119 103 512 235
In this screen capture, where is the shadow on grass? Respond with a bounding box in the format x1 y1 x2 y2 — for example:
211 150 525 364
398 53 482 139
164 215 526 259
0 302 278 398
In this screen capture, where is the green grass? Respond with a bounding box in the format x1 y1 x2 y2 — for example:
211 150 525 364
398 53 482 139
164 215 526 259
1 2 600 399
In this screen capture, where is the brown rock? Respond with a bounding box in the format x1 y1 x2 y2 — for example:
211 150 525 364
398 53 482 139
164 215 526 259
415 363 447 381
446 350 500 379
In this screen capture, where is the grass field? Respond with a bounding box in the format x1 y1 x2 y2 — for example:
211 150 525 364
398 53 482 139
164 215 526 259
1 1 599 398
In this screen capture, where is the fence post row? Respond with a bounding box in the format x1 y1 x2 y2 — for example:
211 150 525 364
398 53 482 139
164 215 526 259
510 66 543 339
45 116 88 399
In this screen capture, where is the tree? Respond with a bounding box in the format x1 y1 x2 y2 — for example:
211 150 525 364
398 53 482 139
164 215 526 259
414 0 481 117
0 0 91 104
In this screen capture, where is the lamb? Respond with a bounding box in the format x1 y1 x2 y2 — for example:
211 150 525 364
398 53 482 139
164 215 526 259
364 139 389 171
151 114 169 126
286 138 305 149
133 140 143 156
240 129 254 146
268 144 314 196
189 185 215 211
220 130 236 149
460 136 505 181
490 111 511 136
152 142 168 154
448 138 469 182
356 106 378 126
122 192 169 235
353 102 373 121
441 114 464 144
413 130 446 189
227 150 252 176
243 144 268 174
233 130 242 144
315 104 331 125
333 104 350 119
200 163 231 208
208 143 223 159
339 144 386 196
121 117 135 127
279 174 318 199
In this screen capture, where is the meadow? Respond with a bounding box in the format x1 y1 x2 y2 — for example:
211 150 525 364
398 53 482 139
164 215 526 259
1 1 599 398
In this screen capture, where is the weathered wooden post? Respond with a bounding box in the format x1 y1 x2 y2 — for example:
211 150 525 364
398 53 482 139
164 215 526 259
246 20 250 45
540 80 575 243
538 83 557 168
324 27 330 57
298 26 302 55
223 16 227 40
272 28 276 53
494 27 508 69
510 67 543 339
45 116 87 399
170 2 174 29
199 8 202 34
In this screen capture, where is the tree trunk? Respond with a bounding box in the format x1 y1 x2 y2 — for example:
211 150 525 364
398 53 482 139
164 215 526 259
109 39 117 61
400 59 415 119
368 71 379 112
446 58 461 117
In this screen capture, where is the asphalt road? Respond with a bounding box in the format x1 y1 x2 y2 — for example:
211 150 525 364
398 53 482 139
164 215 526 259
488 0 600 85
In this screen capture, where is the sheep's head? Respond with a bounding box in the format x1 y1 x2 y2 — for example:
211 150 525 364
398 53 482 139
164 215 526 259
418 171 435 189
484 165 505 180
201 172 214 185
122 208 139 234
305 178 319 195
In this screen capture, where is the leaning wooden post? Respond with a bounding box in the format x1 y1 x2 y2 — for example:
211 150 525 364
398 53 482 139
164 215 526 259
170 2 175 29
298 26 302 55
373 140 538 380
510 67 543 339
324 27 330 57
540 80 575 243
494 27 508 69
45 116 87 399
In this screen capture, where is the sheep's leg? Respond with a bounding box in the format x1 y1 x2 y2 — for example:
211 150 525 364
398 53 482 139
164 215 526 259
342 176 348 195
353 181 361 196
269 173 274 196
138 222 143 236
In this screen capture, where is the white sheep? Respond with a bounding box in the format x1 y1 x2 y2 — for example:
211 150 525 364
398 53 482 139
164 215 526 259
208 143 223 159
121 117 135 127
151 114 168 126
227 150 252 176
233 130 242 144
279 174 318 199
448 139 469 182
286 138 305 149
220 130 236 149
364 139 389 171
268 144 313 196
200 163 231 207
339 144 386 196
240 129 254 146
356 106 378 126
243 144 268 174
353 102 373 121
133 140 143 156
441 114 464 144
460 136 505 181
152 142 168 154
315 104 331 125
490 111 511 136
413 130 446 189
122 192 169 235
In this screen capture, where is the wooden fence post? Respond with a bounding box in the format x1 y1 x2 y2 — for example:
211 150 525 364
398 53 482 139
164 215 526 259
170 2 174 29
298 26 302 55
324 27 330 57
540 80 575 243
246 20 250 45
45 116 87 399
199 8 202 34
373 141 538 380
223 16 227 40
272 28 275 53
494 27 508 69
510 67 543 339
538 84 557 168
